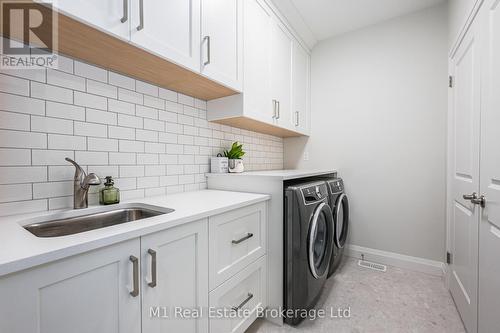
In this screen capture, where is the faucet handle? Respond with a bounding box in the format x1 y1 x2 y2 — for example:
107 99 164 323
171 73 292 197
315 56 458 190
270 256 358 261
84 173 101 186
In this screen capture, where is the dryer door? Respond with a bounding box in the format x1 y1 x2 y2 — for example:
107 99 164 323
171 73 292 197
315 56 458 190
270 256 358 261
308 203 334 279
334 193 349 249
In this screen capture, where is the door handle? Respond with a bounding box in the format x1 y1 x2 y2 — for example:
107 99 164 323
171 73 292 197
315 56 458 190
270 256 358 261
203 36 211 66
129 255 139 297
120 0 128 23
232 233 253 245
137 0 144 31
231 293 254 311
276 101 280 119
471 195 486 208
463 193 478 201
295 111 299 126
147 249 157 288
272 100 277 118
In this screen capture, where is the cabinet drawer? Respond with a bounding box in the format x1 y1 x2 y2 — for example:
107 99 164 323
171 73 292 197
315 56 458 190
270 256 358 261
209 256 267 333
209 202 267 290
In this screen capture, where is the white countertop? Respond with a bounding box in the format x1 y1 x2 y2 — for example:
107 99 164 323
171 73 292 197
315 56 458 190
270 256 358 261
206 169 336 180
0 190 269 277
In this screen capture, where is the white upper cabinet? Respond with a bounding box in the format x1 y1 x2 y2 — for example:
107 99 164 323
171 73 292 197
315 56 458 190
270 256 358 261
54 0 130 40
201 0 243 91
130 0 201 72
292 42 310 134
242 0 273 122
270 19 293 129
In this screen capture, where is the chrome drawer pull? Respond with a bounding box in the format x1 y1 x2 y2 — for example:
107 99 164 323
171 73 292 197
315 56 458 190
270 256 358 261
148 249 157 288
120 0 128 23
232 233 253 245
231 293 254 311
129 255 139 297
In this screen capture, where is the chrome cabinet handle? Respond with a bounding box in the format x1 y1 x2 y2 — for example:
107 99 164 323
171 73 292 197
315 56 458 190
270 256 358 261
295 111 299 126
472 195 486 208
463 193 477 200
121 0 128 23
232 233 253 245
276 101 280 119
130 255 139 297
148 249 157 288
272 100 276 118
231 293 253 311
203 36 211 66
137 0 144 31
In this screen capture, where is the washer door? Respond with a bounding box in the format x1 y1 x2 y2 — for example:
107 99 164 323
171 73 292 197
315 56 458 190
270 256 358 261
334 193 349 249
308 202 334 279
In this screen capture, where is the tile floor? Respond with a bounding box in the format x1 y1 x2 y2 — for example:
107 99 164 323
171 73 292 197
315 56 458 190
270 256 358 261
248 258 465 333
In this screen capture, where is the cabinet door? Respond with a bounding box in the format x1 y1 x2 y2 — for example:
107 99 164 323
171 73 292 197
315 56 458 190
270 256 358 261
270 20 293 129
242 0 273 123
292 42 310 134
201 0 243 91
130 0 201 72
54 0 130 40
0 239 141 333
141 219 209 333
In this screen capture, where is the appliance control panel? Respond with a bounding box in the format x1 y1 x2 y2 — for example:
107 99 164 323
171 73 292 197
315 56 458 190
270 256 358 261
302 184 328 202
328 178 344 193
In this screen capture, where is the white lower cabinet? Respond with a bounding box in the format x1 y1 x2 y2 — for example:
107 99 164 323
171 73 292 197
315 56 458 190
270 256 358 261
0 203 267 333
141 219 209 333
209 256 267 333
0 238 142 333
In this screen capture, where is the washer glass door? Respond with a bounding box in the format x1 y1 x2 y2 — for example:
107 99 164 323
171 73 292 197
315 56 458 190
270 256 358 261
308 203 334 279
334 193 349 249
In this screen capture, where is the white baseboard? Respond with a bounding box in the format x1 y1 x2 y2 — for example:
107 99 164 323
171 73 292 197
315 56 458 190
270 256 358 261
345 244 446 277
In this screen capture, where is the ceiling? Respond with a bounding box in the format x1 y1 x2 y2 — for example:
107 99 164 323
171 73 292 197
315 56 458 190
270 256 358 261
273 0 445 46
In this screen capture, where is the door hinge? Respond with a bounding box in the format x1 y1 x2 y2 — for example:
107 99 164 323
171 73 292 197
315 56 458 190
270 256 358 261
446 251 452 264
449 75 453 88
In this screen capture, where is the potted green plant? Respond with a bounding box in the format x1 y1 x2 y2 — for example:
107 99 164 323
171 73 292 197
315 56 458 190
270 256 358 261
224 142 245 173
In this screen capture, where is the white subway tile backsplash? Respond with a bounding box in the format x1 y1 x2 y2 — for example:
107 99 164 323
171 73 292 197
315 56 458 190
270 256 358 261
46 101 85 121
0 73 30 95
109 72 135 90
31 82 73 104
0 111 30 131
136 80 158 97
74 91 107 110
31 116 73 135
0 44 283 215
75 61 107 82
108 98 135 115
48 134 86 150
74 121 107 138
0 92 45 115
0 166 47 184
47 69 86 91
159 87 177 102
86 108 117 125
32 150 73 165
0 149 31 166
0 130 47 149
87 79 118 99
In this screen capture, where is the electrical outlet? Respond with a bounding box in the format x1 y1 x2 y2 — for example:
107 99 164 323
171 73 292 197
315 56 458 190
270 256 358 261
303 152 309 161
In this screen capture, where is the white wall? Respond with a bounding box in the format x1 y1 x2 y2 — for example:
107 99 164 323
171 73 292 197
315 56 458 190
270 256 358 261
284 4 448 261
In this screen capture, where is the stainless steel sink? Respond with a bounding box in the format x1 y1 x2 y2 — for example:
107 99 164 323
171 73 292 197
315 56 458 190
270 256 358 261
24 206 174 238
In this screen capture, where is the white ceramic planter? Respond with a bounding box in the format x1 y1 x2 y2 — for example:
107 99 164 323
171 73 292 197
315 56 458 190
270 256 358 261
228 159 244 173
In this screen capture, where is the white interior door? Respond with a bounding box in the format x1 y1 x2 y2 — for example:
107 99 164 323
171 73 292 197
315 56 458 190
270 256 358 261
141 219 208 333
243 0 273 123
479 1 500 331
130 0 201 72
270 20 293 128
201 0 243 91
449 17 482 333
55 0 130 40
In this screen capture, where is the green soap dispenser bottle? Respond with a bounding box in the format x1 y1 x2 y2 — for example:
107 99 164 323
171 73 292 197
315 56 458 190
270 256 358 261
99 176 120 205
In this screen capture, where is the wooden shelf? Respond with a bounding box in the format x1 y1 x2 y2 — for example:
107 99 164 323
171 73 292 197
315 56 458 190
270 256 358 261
2 4 238 101
212 116 307 138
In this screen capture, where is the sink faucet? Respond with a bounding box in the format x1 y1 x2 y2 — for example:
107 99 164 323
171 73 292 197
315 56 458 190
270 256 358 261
65 158 101 209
